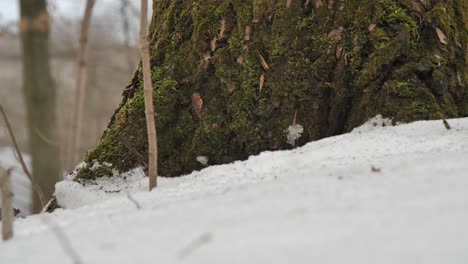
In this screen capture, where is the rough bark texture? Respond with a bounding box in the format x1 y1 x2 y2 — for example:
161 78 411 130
74 0 467 180
20 0 60 213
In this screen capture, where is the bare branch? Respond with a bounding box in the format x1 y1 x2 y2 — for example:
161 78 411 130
126 193 141 209
68 0 96 171
178 233 213 259
0 104 46 207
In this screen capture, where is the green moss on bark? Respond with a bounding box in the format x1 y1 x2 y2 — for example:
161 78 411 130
74 0 466 180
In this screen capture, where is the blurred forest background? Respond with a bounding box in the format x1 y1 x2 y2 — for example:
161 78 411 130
0 0 151 215
0 0 145 168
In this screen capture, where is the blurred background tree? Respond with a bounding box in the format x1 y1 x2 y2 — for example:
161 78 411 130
19 0 59 213
0 0 142 214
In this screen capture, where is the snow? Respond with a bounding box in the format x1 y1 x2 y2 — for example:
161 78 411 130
286 123 304 146
1 117 468 263
196 156 209 166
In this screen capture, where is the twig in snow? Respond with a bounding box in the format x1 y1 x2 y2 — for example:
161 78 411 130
0 104 46 207
371 166 381 173
140 0 159 191
443 119 451 130
126 193 141 209
1 167 14 240
178 233 213 259
41 216 84 264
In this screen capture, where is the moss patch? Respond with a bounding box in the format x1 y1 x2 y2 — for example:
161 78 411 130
73 0 466 181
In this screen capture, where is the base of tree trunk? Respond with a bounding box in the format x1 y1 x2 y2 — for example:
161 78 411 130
73 0 466 180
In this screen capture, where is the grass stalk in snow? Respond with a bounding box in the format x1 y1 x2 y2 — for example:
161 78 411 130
139 0 158 190
0 104 46 208
1 167 13 241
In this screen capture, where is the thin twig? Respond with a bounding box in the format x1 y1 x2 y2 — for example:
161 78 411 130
0 104 46 207
126 193 141 209
140 0 158 190
41 216 84 264
293 110 297 126
68 0 96 170
118 136 148 168
443 119 451 130
1 167 14 240
34 126 59 147
178 233 213 259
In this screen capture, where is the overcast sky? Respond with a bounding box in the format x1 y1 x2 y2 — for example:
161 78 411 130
0 0 149 24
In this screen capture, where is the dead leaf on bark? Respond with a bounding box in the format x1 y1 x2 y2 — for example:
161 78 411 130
219 17 226 39
259 74 265 93
327 26 344 42
192 92 203 118
336 45 343 59
256 50 270 71
210 37 217 52
435 27 447 45
313 0 324 9
244 25 251 41
227 82 236 93
411 1 424 13
236 55 244 65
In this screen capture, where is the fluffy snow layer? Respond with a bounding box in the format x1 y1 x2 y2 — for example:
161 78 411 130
1 117 468 264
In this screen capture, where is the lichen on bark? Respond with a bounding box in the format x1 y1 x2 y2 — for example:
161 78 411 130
74 0 467 180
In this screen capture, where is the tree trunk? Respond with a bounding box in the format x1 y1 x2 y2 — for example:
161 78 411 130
19 0 60 213
73 0 466 180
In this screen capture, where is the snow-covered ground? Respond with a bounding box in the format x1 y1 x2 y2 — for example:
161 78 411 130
1 117 468 263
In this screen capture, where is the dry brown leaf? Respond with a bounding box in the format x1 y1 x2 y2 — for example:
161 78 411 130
236 55 244 65
210 37 217 52
256 50 270 71
368 23 376 32
435 27 447 45
314 0 324 8
411 1 424 13
286 0 292 8
219 17 226 39
244 25 251 41
336 45 343 59
327 26 344 42
259 74 265 93
227 82 236 93
192 92 203 118
328 30 341 42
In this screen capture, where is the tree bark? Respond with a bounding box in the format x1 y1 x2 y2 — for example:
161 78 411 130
72 0 466 181
19 0 60 213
